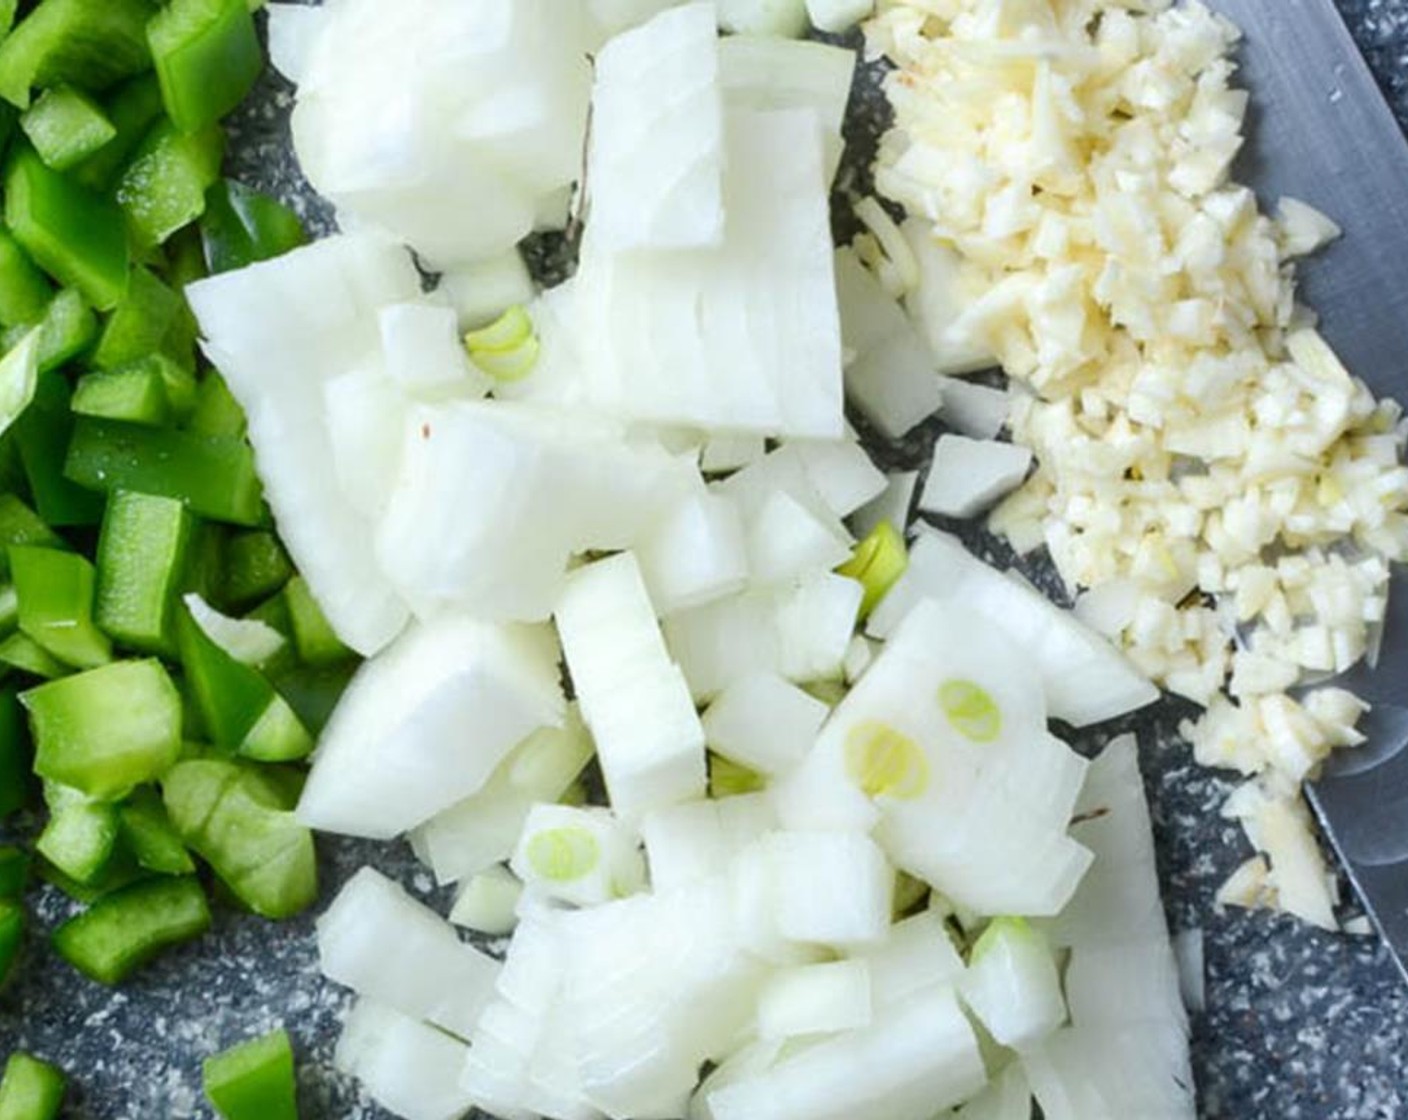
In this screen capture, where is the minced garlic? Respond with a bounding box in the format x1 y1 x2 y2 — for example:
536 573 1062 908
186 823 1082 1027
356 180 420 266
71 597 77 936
869 0 1408 928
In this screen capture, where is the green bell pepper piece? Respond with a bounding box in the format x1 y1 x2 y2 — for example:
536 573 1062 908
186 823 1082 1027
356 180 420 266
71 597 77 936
157 226 205 371
177 605 312 763
19 85 115 172
0 287 98 374
0 847 28 897
10 545 110 669
91 265 180 371
149 0 262 136
71 365 171 427
4 145 129 310
269 661 356 739
186 371 247 441
0 691 28 820
95 491 193 654
73 74 163 192
201 180 306 276
22 657 182 799
116 118 225 250
0 633 66 680
51 874 209 985
0 496 63 579
283 577 352 667
0 0 156 110
203 1028 299 1120
0 232 53 329
219 531 290 610
64 418 264 527
163 759 316 919
36 790 119 883
117 786 195 876
96 352 195 419
180 521 225 610
0 1054 65 1120
12 370 103 526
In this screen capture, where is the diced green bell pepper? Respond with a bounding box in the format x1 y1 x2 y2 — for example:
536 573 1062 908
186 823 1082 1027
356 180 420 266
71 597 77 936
186 372 246 441
64 418 264 527
149 0 262 136
51 874 209 985
269 661 356 739
0 287 98 375
10 545 110 669
116 118 225 250
165 223 209 290
73 74 163 192
117 786 195 875
0 231 53 329
0 848 27 898
219 531 289 610
0 633 66 680
283 578 352 667
0 328 39 441
158 227 205 373
203 1028 299 1120
163 759 316 919
71 365 171 426
4 145 129 310
20 86 115 172
0 496 63 579
201 180 306 276
98 352 195 420
95 491 193 654
22 657 182 799
0 585 16 635
35 854 146 905
0 0 157 110
177 606 312 763
36 790 119 883
180 521 225 609
0 691 25 820
0 691 26 820
0 1054 65 1120
91 265 180 371
13 366 103 527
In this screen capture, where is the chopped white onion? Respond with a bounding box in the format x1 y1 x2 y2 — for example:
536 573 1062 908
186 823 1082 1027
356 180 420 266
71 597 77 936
869 530 1159 727
556 552 708 818
335 999 475 1120
588 4 725 252
756 959 873 1039
702 673 829 776
919 435 1032 519
297 615 564 839
318 867 500 1039
449 866 524 937
706 984 985 1120
186 232 419 656
938 377 1012 440
509 803 646 907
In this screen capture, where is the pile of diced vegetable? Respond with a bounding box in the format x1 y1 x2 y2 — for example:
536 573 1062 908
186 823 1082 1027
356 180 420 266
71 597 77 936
0 1 366 1110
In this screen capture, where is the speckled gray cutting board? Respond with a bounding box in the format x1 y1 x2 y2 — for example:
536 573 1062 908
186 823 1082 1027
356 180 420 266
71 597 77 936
4 3 1408 1118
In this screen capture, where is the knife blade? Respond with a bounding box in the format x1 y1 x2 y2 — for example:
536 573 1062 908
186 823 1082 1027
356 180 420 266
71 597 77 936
1211 0 1408 977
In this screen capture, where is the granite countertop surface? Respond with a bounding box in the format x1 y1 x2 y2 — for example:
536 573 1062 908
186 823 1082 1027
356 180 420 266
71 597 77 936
5 2 1408 1118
